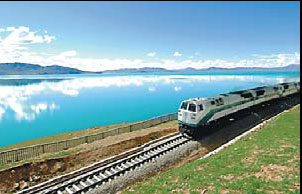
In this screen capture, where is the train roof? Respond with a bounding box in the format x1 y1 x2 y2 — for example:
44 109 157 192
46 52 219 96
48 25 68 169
180 81 300 104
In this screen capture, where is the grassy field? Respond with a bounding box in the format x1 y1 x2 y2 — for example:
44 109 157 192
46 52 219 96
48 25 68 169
125 105 300 194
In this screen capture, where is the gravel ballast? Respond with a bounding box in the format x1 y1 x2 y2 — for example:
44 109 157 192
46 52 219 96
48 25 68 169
87 140 201 194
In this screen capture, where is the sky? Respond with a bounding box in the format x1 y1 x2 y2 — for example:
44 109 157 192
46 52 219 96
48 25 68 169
0 1 300 71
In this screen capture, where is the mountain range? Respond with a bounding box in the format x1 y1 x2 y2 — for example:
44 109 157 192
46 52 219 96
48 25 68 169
0 63 300 75
103 64 300 73
0 63 88 75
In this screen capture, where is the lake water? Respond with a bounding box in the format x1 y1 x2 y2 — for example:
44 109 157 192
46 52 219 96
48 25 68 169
0 71 300 148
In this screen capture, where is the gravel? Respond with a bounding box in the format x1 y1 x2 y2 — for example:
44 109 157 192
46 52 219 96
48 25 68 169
87 140 201 194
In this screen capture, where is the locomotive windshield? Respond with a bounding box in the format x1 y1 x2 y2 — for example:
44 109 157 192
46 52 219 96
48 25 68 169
180 102 188 110
198 104 203 111
188 104 196 112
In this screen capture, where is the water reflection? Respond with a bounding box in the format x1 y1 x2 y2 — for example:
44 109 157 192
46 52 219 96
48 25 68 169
0 75 299 122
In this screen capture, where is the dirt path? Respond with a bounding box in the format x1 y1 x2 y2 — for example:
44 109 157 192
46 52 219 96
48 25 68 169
0 121 178 193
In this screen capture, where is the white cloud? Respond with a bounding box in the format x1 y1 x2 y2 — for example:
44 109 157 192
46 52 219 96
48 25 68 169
49 103 59 111
173 51 182 57
0 26 55 46
174 86 182 92
147 52 156 57
0 26 300 72
31 103 47 114
148 86 156 92
0 106 4 120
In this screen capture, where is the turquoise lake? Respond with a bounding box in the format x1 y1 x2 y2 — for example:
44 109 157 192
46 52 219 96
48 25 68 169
0 71 300 148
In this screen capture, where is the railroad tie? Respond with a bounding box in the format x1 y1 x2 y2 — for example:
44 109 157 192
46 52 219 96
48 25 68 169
72 184 81 191
139 155 148 160
86 178 94 185
121 163 129 169
115 165 124 171
65 187 74 194
79 181 87 187
93 175 101 181
57 190 64 194
110 168 118 174
105 170 113 176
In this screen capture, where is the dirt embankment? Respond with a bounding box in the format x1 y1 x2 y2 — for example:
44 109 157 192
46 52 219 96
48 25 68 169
0 124 177 193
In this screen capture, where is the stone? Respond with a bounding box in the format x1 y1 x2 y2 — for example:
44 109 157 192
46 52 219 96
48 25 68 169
32 175 41 181
13 182 19 190
19 180 28 190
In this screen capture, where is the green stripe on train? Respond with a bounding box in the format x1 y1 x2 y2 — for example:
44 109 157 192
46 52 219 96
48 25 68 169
199 93 285 125
196 93 282 126
179 91 296 128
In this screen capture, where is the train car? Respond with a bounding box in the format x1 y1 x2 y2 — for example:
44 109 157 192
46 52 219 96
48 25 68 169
178 82 300 137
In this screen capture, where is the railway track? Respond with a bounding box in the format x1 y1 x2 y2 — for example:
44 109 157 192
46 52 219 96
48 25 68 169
18 133 190 194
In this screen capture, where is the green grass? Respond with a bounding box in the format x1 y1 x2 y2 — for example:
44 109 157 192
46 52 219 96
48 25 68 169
125 105 300 194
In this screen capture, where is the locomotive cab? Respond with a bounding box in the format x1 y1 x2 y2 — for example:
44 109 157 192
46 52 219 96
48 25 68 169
178 99 205 136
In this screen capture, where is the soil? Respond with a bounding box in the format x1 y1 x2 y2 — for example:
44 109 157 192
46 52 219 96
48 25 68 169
0 124 177 193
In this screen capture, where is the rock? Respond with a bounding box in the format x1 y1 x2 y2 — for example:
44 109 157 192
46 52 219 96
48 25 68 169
13 182 19 190
19 180 28 190
32 175 41 181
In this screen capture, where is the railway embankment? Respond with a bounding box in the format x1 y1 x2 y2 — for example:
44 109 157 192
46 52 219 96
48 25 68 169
0 121 178 193
123 105 300 194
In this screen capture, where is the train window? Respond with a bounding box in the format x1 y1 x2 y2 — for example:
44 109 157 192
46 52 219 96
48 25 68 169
188 104 196 112
198 104 203 111
256 90 265 96
241 93 253 98
180 102 188 110
219 98 224 104
210 101 215 105
284 85 289 89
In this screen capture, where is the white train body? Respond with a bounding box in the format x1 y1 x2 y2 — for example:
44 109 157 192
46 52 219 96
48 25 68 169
178 82 300 136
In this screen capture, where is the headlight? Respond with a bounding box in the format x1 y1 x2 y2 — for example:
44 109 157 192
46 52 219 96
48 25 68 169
191 117 196 120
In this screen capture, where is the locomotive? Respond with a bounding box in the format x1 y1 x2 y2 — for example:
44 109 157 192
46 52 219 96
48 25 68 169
178 82 300 137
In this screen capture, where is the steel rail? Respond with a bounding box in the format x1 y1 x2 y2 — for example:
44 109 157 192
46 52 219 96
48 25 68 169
18 133 189 194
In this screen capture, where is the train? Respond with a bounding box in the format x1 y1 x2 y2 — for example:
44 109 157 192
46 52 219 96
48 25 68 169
178 81 300 137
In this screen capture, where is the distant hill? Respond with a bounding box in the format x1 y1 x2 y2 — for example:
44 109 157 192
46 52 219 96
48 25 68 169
0 63 299 75
102 64 300 73
0 63 90 75
103 67 167 73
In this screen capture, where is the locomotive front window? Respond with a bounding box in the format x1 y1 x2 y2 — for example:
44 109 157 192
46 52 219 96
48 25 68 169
198 104 203 111
188 104 196 112
180 102 188 110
